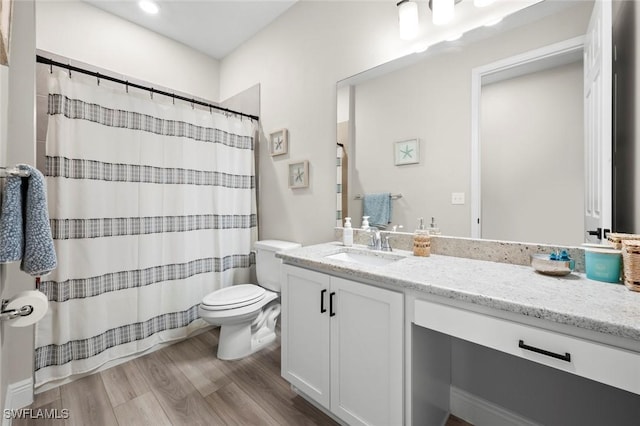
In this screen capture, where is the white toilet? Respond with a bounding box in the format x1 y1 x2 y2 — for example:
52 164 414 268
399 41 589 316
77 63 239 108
198 240 300 360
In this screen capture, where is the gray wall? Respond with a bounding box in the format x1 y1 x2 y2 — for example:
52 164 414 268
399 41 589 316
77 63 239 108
613 0 640 234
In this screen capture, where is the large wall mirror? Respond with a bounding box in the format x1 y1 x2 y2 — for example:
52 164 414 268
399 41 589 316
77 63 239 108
336 0 633 247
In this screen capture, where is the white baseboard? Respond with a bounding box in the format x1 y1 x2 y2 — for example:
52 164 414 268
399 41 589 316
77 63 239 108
2 378 34 426
450 386 541 426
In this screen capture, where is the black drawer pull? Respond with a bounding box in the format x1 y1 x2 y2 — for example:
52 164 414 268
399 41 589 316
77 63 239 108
320 289 327 313
518 340 571 362
329 292 336 317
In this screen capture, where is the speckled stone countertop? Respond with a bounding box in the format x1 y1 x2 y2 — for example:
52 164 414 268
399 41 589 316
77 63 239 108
277 242 640 342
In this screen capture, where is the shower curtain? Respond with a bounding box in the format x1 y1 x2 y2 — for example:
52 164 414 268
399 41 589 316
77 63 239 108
35 71 257 386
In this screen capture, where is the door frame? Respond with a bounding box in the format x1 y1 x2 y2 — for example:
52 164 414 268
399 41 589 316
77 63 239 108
470 36 586 239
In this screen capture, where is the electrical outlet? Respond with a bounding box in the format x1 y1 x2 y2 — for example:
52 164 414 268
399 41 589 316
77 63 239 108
451 192 465 205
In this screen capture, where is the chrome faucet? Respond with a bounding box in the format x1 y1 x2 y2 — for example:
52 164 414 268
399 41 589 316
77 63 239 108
367 228 393 251
366 227 382 250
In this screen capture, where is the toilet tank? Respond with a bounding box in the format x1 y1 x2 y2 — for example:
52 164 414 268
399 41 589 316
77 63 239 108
255 240 301 292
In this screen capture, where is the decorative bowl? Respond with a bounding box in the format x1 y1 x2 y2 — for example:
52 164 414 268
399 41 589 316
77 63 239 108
530 254 574 276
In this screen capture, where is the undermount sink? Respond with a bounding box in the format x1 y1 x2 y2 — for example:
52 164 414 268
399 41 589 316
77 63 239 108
324 250 403 267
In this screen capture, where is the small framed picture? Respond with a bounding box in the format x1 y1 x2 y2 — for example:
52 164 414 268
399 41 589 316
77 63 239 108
288 160 309 189
269 128 288 156
394 139 420 166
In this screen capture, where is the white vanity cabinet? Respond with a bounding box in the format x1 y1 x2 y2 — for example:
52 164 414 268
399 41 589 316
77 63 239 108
413 298 640 396
281 264 404 426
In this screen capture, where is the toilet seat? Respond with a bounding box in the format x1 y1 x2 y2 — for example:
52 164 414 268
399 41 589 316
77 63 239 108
201 284 266 311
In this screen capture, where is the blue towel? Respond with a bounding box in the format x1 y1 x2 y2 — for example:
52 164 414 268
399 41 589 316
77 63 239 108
0 165 56 275
19 164 57 276
0 174 24 263
363 192 392 228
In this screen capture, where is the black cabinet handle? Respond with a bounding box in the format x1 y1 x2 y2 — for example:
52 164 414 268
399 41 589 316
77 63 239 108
518 340 571 362
320 289 327 313
329 292 336 317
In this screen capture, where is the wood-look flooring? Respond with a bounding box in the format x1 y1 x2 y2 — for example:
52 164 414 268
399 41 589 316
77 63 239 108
16 328 471 426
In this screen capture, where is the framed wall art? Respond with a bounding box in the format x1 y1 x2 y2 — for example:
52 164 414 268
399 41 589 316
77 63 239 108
288 160 309 189
269 128 288 156
394 139 420 166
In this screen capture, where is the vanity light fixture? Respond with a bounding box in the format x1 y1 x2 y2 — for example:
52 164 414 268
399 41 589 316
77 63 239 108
398 0 420 41
139 0 159 15
431 0 456 26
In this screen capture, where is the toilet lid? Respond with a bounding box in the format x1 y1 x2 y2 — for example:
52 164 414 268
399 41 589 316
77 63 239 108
202 284 266 310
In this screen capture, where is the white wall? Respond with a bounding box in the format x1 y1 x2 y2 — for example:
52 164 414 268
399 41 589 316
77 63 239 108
219 1 592 245
220 1 413 245
36 0 220 102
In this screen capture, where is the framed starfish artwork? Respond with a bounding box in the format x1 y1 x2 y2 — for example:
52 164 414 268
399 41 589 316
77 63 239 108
394 139 420 166
269 128 288 156
288 160 309 189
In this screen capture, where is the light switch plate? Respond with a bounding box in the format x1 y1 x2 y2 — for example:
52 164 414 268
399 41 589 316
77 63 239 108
451 192 465 205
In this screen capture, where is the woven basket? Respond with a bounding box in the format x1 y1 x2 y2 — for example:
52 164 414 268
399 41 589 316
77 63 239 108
608 233 640 249
622 240 640 292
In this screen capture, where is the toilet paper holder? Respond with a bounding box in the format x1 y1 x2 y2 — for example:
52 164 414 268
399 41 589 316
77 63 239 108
0 299 34 322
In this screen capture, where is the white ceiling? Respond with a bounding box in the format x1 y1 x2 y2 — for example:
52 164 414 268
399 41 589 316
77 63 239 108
84 0 297 60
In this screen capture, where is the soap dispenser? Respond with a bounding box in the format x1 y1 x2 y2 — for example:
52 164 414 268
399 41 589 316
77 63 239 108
343 217 353 247
413 217 430 257
362 216 370 230
429 217 441 235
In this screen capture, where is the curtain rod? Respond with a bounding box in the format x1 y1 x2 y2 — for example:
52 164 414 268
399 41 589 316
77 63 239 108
36 55 259 122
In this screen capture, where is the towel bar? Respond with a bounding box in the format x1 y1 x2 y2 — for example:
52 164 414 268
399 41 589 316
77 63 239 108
354 193 402 200
0 167 30 178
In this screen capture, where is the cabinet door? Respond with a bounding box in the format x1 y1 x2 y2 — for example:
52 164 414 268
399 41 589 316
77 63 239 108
281 265 331 409
330 277 403 426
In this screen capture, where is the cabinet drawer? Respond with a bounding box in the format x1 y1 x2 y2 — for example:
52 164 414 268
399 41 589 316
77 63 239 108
414 299 640 395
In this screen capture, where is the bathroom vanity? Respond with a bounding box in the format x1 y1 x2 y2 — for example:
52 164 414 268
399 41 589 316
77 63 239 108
278 242 640 426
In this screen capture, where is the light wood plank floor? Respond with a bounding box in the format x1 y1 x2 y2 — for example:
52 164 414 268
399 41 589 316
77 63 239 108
16 328 471 425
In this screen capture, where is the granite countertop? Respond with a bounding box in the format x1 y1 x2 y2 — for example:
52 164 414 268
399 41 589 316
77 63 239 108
277 242 640 343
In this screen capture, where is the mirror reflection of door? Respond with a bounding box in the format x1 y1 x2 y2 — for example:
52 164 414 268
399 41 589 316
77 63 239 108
480 61 585 246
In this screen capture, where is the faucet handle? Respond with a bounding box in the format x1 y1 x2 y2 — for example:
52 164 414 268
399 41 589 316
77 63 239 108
381 233 393 252
367 232 377 249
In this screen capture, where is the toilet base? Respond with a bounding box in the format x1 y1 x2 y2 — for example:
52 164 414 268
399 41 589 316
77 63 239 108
216 304 280 360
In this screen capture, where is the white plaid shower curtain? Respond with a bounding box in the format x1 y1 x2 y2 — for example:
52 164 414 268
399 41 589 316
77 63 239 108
35 71 257 386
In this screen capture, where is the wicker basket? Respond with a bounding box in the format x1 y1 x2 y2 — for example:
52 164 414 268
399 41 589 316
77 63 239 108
608 233 640 249
622 240 640 292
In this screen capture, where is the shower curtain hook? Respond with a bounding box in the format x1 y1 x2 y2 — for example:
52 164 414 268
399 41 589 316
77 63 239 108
49 63 53 74
172 94 175 105
209 105 212 114
191 99 195 110
150 89 153 100
125 81 129 94
67 66 71 79
96 73 100 86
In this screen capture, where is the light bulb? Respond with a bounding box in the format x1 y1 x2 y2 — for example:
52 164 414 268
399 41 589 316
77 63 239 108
432 0 455 26
139 0 159 15
398 0 419 41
